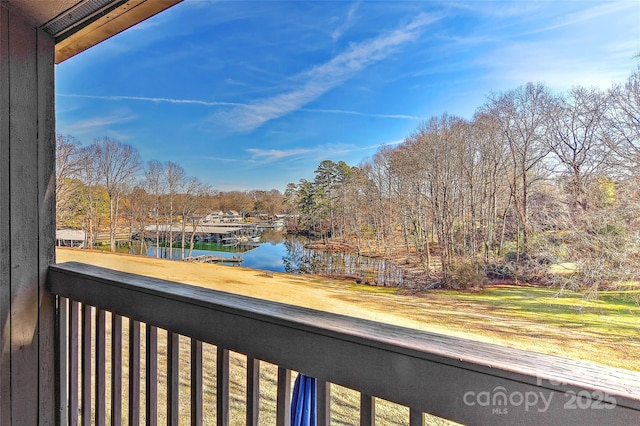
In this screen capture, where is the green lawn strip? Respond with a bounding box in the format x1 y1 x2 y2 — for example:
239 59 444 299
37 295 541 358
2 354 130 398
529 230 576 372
329 282 640 371
422 286 640 370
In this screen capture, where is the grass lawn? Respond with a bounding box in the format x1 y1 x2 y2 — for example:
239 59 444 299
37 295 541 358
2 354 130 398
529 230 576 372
389 285 640 371
56 248 639 424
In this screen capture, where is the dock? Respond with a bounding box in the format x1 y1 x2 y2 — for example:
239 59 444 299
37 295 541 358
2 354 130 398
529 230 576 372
185 255 243 264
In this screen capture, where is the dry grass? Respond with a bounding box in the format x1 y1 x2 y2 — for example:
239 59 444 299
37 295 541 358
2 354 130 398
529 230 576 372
58 248 639 424
83 316 452 425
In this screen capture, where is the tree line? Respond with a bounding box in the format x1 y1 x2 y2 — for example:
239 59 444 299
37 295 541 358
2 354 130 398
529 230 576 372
56 137 283 259
284 67 640 288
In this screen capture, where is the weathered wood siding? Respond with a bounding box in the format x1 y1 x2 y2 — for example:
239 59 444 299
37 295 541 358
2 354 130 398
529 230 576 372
0 4 56 424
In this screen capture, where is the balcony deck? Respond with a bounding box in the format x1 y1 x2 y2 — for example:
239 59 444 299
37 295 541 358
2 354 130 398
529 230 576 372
48 261 640 425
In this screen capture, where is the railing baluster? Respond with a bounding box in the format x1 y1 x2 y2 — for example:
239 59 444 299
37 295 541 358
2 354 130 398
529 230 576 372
276 367 290 426
360 394 375 426
129 319 141 426
245 357 260 426
95 309 106 426
191 339 203 426
146 325 158 426
216 347 229 426
49 264 640 426
317 379 330 426
112 314 123 426
409 408 424 426
69 300 79 426
81 304 92 423
167 331 179 426
57 297 70 426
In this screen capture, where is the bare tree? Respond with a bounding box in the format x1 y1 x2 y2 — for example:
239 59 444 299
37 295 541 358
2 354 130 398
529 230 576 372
164 161 185 259
341 166 369 253
55 134 82 227
608 67 640 171
177 177 206 260
122 185 152 254
144 160 166 257
366 148 396 252
75 143 105 249
484 82 553 255
416 114 467 280
93 137 142 252
470 112 511 262
386 137 432 262
547 86 611 214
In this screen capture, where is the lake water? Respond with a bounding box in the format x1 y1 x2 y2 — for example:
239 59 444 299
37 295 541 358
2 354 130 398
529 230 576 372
146 240 290 271
139 233 407 285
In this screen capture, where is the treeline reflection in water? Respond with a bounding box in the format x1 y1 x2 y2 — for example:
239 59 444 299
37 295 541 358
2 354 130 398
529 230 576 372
282 237 406 286
129 232 406 286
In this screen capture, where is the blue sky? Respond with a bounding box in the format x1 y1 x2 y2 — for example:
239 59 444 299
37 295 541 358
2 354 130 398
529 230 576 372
56 0 640 192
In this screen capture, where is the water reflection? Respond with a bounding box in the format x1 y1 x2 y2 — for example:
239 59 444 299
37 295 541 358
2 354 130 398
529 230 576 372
131 232 405 286
282 237 405 286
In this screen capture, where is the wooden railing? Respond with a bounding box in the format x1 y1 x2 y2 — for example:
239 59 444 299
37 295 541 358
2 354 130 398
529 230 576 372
48 262 640 425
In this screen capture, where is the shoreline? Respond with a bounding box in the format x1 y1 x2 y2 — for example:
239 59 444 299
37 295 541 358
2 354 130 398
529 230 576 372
55 247 640 371
55 247 448 334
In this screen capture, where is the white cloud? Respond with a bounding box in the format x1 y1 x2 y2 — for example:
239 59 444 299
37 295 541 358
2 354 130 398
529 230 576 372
301 107 425 120
331 1 361 41
245 140 405 165
359 139 404 151
198 156 246 163
478 36 637 90
67 110 137 132
212 13 438 133
57 93 247 108
246 148 314 163
471 1 640 92
58 93 423 127
519 1 635 37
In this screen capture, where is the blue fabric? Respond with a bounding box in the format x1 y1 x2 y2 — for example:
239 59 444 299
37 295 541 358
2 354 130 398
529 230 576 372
290 373 317 426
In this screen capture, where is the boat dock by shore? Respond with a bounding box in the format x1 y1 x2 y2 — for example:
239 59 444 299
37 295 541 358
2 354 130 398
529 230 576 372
185 254 243 264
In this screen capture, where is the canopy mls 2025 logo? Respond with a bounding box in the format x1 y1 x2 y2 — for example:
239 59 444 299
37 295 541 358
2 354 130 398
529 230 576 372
463 378 617 416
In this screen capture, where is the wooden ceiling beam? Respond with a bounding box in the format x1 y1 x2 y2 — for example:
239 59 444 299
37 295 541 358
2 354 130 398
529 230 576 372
52 0 182 63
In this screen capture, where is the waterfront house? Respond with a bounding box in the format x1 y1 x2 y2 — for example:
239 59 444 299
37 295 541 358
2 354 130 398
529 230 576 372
224 209 242 222
203 211 222 223
1 1 638 425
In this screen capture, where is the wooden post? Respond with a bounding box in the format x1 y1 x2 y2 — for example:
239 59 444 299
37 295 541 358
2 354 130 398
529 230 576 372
129 319 141 426
146 325 158 426
167 331 180 425
360 394 375 426
246 357 260 426
82 306 93 423
0 4 56 424
95 309 106 426
191 339 203 426
409 408 424 426
317 380 331 426
69 301 80 426
57 297 69 426
111 314 123 425
216 347 230 426
276 367 291 426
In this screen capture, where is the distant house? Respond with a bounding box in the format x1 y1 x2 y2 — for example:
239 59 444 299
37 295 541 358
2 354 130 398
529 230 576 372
275 214 299 219
203 211 222 223
201 210 242 223
224 210 242 222
56 229 86 247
